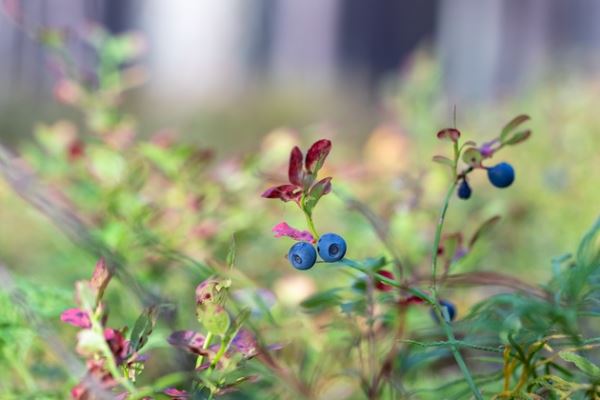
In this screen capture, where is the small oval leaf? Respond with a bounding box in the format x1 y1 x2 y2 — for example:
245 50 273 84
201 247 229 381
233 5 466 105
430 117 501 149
432 155 454 168
501 114 530 140
462 148 482 166
504 130 531 145
436 128 460 142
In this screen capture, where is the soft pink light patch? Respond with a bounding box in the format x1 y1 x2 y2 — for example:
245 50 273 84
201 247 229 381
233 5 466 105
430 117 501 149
60 308 91 329
272 222 314 243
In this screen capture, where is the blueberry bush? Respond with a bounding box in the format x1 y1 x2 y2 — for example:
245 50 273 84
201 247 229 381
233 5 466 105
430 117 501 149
0 21 599 400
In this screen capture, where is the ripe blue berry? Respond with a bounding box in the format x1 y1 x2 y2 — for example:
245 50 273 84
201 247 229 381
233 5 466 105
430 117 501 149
487 162 515 188
430 300 457 323
457 179 472 200
288 242 317 270
317 233 347 262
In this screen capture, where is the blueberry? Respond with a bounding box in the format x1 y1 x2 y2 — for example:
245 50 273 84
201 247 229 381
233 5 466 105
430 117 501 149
288 242 317 270
317 233 347 262
457 179 472 200
430 300 457 323
487 162 515 188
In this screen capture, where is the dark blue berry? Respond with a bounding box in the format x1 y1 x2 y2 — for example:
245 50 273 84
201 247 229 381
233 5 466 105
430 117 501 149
487 162 515 188
457 179 472 200
430 300 457 323
317 233 347 262
288 242 317 270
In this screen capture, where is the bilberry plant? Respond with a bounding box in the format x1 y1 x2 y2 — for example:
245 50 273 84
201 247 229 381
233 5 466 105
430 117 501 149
261 116 540 399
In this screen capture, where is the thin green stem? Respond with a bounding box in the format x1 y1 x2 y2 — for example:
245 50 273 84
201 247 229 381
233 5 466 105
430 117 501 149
429 165 483 399
304 211 319 240
196 332 214 369
431 181 457 288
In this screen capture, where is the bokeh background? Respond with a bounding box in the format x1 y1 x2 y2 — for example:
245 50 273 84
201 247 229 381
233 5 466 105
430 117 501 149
0 1 599 398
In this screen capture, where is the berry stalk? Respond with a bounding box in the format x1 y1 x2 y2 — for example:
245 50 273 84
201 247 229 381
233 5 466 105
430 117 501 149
429 177 483 400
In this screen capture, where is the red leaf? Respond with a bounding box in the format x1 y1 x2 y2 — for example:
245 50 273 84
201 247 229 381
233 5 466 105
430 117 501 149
288 146 304 186
311 177 332 197
375 270 395 292
398 295 425 306
60 308 91 329
436 128 461 142
272 222 314 242
261 184 302 202
305 139 332 173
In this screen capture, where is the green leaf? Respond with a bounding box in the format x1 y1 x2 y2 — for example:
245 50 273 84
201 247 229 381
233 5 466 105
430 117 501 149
500 114 530 141
226 235 236 269
469 216 501 248
576 217 600 271
231 308 251 332
559 351 600 378
432 155 454 168
201 304 231 336
504 130 531 145
300 289 342 312
362 256 388 271
88 146 126 185
461 148 482 166
129 306 158 353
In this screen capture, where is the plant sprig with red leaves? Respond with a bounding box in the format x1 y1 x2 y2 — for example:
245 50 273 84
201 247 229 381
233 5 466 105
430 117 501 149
262 139 332 240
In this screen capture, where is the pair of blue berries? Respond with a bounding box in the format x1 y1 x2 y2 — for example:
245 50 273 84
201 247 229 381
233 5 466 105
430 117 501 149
458 162 515 200
287 233 347 270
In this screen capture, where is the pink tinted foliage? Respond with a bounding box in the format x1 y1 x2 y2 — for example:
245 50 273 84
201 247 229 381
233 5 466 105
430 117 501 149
167 330 208 355
231 329 258 358
60 308 91 329
436 128 461 142
272 222 314 243
90 257 112 301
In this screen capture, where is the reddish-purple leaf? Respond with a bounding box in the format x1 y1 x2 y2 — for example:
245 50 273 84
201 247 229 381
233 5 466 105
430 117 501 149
90 257 111 303
231 329 258 358
195 279 220 305
305 139 332 174
167 330 208 355
303 177 332 215
310 176 332 197
164 388 189 399
288 146 304 186
104 328 129 364
261 184 302 202
60 308 91 329
272 222 314 243
436 128 461 142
